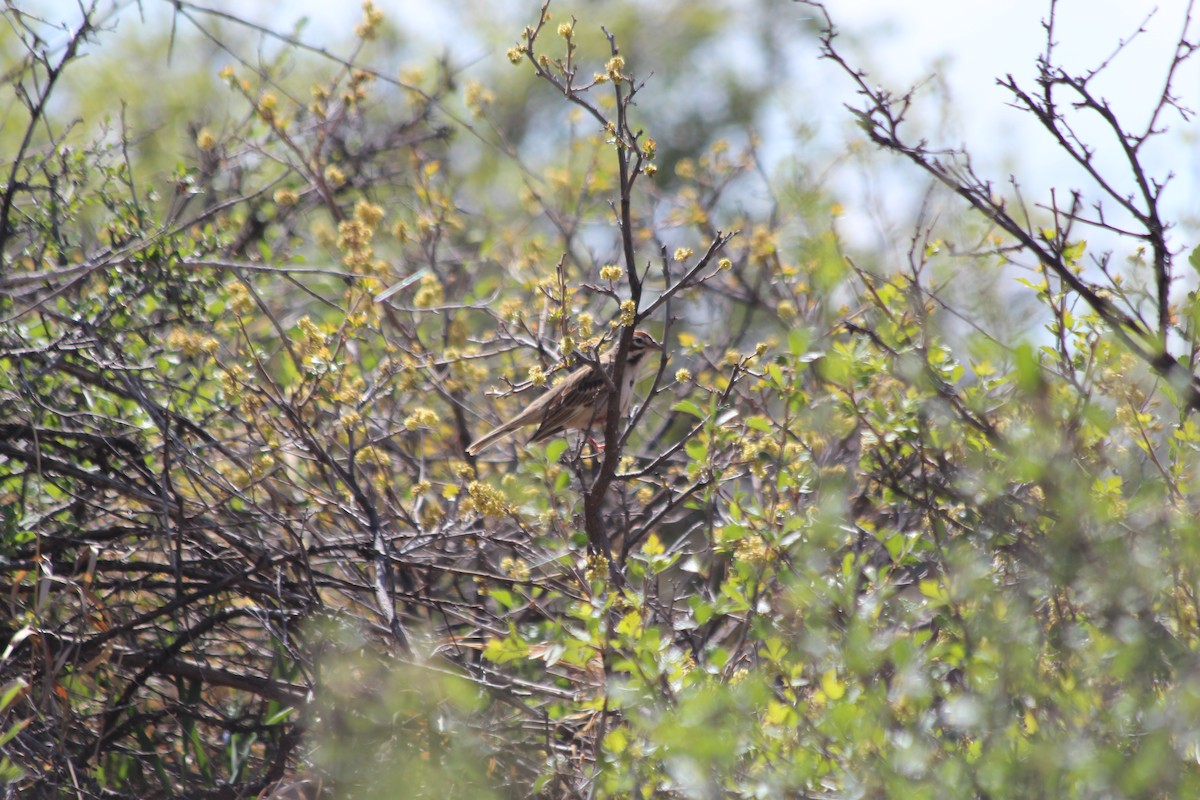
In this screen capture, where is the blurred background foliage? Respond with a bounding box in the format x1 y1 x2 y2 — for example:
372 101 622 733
2 1 1200 798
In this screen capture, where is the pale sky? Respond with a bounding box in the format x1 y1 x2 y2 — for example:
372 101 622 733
26 0 1200 250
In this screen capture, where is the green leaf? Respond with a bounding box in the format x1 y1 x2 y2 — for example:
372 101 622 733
788 327 810 356
544 439 568 463
745 415 773 433
672 399 706 419
1014 342 1040 392
820 669 845 701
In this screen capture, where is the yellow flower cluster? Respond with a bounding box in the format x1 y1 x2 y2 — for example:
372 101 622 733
355 1 384 39
673 247 693 263
500 556 531 581
584 553 609 583
337 220 371 252
464 80 494 117
599 264 623 282
219 366 245 401
257 92 278 123
413 273 444 308
404 407 439 430
166 328 218 358
227 281 253 314
296 317 325 356
619 299 636 327
750 225 777 260
333 375 366 404
354 200 384 226
577 312 594 338
734 534 770 565
467 481 508 518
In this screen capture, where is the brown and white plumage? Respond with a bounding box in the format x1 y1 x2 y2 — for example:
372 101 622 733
466 330 664 456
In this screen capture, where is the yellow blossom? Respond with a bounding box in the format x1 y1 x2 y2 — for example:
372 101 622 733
324 165 346 187
528 365 547 387
464 80 494 116
257 93 277 122
413 273 444 308
506 47 524 65
167 328 206 358
337 220 372 253
578 312 594 337
673 247 693 263
500 556 531 581
599 264 623 282
354 200 385 226
718 258 733 271
219 366 245 400
467 481 507 518
605 55 625 79
675 368 692 383
404 407 439 430
619 300 636 327
557 22 573 38
274 188 298 207
355 1 384 39
196 129 216 151
735 534 769 565
227 281 253 314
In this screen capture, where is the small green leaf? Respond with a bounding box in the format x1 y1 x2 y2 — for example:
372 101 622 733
1014 342 1040 392
544 439 568 463
788 328 810 356
820 669 845 701
745 415 773 433
672 399 706 419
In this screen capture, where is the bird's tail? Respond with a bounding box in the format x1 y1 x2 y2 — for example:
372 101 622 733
465 422 520 456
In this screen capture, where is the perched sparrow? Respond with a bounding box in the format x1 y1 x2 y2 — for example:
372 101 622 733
466 330 664 456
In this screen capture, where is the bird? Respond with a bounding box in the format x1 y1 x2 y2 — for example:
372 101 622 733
466 329 664 456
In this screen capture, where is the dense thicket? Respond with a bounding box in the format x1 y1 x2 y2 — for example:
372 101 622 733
2 2 1199 797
